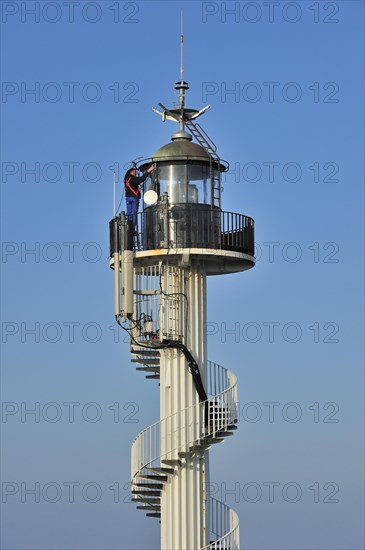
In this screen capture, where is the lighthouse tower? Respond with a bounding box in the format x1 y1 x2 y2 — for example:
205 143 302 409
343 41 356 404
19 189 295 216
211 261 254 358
109 67 255 549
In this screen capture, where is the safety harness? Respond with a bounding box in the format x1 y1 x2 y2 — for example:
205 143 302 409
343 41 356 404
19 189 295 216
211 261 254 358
125 176 139 197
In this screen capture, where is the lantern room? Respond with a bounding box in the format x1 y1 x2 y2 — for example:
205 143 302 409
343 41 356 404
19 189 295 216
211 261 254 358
137 129 229 251
139 133 227 209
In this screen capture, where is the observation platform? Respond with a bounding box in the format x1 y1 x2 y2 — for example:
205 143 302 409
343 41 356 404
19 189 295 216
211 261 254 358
110 207 255 276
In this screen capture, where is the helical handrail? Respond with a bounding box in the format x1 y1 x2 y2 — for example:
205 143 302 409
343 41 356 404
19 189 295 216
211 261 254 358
206 497 240 549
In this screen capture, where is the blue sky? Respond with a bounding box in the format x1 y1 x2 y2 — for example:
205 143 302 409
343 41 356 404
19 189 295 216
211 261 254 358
1 1 364 549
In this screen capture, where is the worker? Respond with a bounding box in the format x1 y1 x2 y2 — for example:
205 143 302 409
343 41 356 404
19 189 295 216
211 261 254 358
124 163 156 232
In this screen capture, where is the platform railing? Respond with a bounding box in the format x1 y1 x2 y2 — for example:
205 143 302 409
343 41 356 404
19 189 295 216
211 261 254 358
135 207 254 255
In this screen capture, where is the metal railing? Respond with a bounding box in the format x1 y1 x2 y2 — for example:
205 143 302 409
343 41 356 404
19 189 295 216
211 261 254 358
135 207 254 256
131 361 238 481
206 497 240 550
221 210 254 255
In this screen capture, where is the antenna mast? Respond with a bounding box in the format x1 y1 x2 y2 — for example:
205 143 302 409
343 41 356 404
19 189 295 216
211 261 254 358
113 170 116 216
152 14 211 136
180 11 184 83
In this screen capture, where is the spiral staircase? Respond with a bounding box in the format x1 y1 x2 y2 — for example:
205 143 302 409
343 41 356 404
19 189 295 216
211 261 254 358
130 347 240 549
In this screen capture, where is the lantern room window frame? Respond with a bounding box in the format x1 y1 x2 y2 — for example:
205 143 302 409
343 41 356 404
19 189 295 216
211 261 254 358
143 160 220 210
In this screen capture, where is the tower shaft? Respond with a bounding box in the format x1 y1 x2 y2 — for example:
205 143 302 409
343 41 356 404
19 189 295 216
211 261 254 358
159 265 208 549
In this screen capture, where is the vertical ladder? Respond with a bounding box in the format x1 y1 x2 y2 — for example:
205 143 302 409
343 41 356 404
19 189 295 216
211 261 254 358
185 119 221 209
162 266 183 341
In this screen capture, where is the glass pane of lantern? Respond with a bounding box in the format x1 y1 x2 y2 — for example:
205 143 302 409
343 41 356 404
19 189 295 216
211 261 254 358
158 164 187 204
188 165 211 204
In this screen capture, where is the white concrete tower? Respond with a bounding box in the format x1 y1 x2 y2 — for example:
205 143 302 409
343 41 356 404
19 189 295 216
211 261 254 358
109 70 255 549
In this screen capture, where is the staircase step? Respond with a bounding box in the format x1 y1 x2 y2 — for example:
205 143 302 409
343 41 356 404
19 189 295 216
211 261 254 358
178 451 191 458
189 443 210 453
136 505 161 511
216 431 234 437
133 341 161 348
132 497 161 504
136 366 160 372
131 490 161 497
131 349 160 356
139 473 168 482
149 467 175 475
133 356 160 363
134 482 163 490
146 374 160 380
146 512 161 518
132 358 160 365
